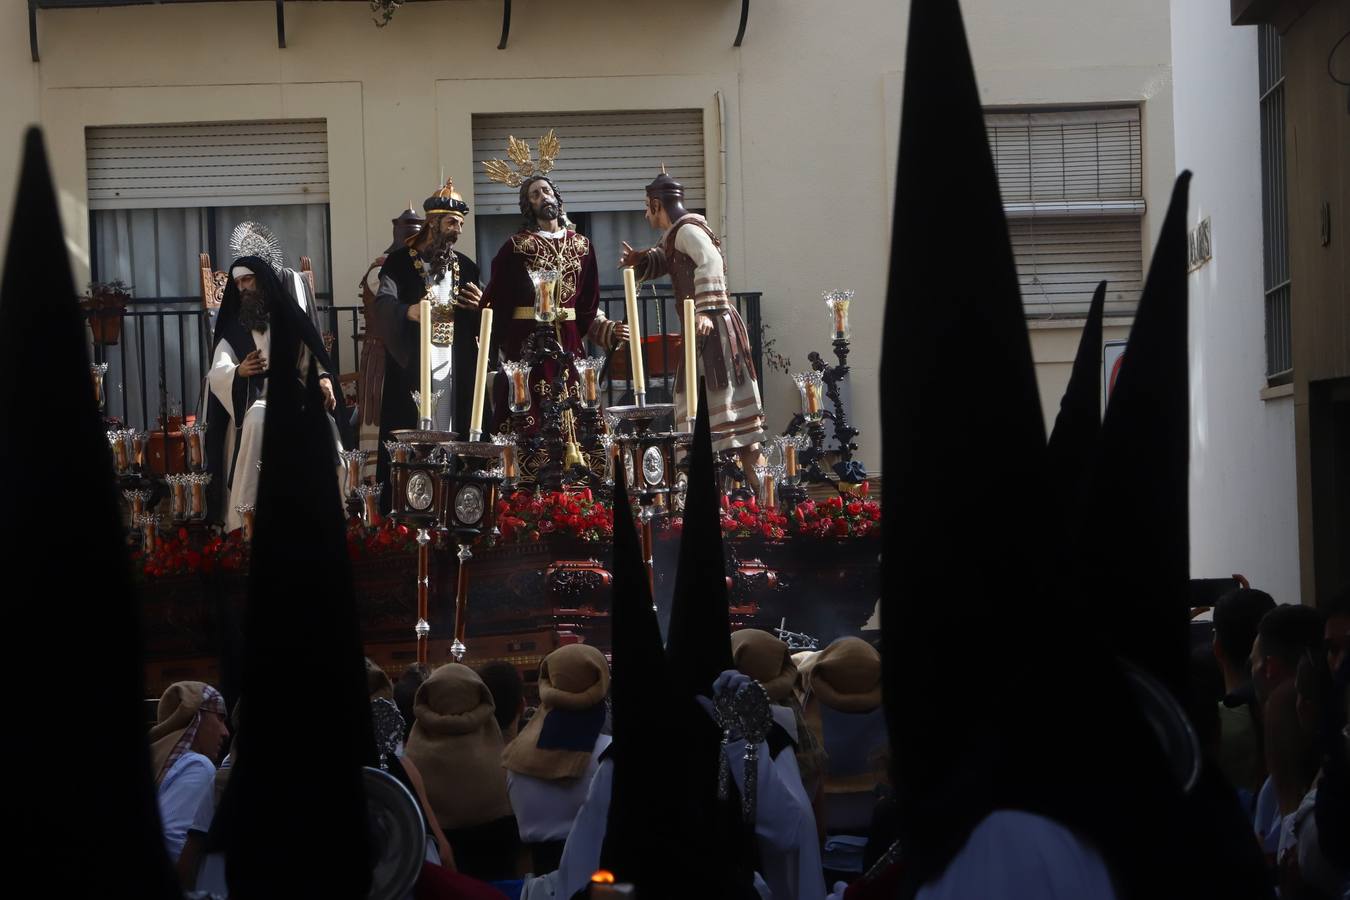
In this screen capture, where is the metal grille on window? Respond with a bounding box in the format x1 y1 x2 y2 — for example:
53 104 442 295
1258 24 1292 379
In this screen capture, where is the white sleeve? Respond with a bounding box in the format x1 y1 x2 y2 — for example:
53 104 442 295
725 736 804 854
914 811 1119 900
673 225 727 298
187 776 216 836
555 758 614 897
207 339 240 421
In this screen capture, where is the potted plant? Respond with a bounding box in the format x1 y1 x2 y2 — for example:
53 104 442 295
82 280 132 345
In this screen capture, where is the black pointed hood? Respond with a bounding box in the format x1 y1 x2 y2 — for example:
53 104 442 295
1045 280 1106 547
880 0 1054 880
665 378 735 701
0 128 181 896
1087 174 1193 699
601 422 755 898
1047 279 1106 472
218 262 374 895
599 466 686 890
875 4 1219 896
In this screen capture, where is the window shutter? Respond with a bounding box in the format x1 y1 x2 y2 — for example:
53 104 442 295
986 107 1143 217
86 120 329 210
472 110 705 215
1009 216 1143 317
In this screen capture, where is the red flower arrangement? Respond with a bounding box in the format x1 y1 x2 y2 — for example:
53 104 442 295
786 485 880 539
495 489 613 544
345 516 422 560
132 526 206 580
718 495 789 541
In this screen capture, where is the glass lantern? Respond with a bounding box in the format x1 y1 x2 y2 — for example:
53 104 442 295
493 433 519 488
91 363 109 410
823 289 854 341
574 356 604 409
529 269 560 323
341 449 368 498
774 434 808 485
503 361 533 413
793 372 825 423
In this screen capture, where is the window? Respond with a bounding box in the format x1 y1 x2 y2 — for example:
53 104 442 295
1258 24 1292 381
985 106 1145 318
85 120 332 429
471 110 705 279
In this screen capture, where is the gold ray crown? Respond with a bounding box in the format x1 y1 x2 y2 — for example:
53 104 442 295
482 130 560 188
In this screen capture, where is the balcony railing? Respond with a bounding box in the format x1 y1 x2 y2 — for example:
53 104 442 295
84 291 763 434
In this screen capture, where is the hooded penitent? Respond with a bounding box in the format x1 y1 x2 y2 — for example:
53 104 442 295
1 126 182 898
404 663 512 830
502 643 610 781
801 637 885 797
730 628 798 704
877 2 1259 897
599 450 754 898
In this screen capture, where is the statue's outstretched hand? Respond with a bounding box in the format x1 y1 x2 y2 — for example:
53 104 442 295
618 241 645 269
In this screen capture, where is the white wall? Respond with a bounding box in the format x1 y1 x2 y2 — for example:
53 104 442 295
1170 0 1300 603
0 0 1176 463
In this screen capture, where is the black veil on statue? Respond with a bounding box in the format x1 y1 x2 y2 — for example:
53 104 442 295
203 255 346 525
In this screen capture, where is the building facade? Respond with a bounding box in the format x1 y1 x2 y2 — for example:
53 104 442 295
1 0 1177 478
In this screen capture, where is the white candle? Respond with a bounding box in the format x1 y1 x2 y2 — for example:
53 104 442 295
419 299 432 423
470 307 493 438
622 267 645 397
683 298 697 424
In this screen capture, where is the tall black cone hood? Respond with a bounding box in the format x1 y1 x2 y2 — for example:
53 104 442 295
665 377 735 701
218 251 374 897
0 125 182 899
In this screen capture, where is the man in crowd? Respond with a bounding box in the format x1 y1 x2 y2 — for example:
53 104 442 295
480 660 527 743
1249 603 1328 860
203 255 345 531
1213 587 1278 811
502 644 612 874
146 681 230 872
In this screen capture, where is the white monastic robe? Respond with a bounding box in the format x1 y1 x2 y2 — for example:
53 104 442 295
207 326 344 532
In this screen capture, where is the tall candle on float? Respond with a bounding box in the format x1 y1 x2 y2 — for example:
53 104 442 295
622 267 646 402
683 298 697 425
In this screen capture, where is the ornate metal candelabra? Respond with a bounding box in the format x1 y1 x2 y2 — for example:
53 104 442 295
781 290 868 489
506 270 607 491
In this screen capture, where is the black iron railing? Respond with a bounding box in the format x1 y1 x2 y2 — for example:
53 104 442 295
84 292 763 432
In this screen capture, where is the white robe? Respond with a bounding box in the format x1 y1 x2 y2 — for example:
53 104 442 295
522 705 812 900
426 270 456 432
763 705 826 900
206 327 344 532
508 735 613 844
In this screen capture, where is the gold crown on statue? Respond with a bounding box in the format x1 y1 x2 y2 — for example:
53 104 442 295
482 130 560 188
